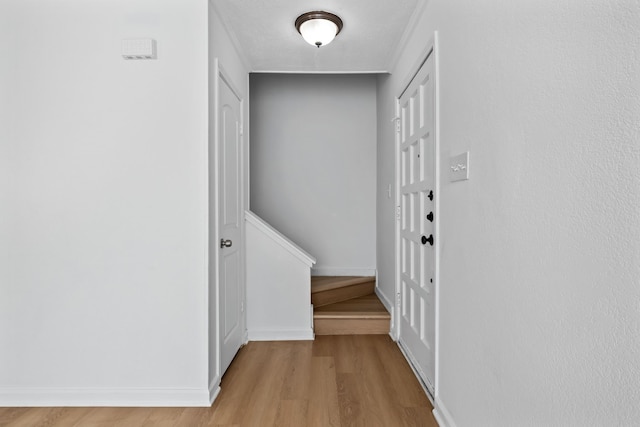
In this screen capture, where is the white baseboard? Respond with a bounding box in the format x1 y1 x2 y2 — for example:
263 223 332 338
375 287 393 313
247 329 314 341
433 397 457 427
0 387 212 407
208 378 221 406
375 287 394 337
311 267 376 277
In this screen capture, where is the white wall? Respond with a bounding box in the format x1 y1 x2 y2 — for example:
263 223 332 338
250 74 377 276
207 1 250 398
377 1 640 425
0 0 210 405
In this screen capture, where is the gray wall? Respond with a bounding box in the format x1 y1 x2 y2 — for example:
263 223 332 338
250 74 377 276
377 0 640 425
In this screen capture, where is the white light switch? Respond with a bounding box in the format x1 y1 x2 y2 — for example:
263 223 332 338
122 38 157 60
449 152 470 182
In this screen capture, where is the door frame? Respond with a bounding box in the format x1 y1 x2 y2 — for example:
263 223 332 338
393 32 440 399
212 57 247 381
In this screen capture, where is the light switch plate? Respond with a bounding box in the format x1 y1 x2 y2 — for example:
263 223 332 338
449 151 470 182
122 39 157 60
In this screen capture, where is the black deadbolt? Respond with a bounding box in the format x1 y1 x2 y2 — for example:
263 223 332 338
428 190 434 201
427 212 434 222
421 234 434 246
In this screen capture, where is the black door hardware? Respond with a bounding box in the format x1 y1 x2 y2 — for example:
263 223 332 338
421 234 434 246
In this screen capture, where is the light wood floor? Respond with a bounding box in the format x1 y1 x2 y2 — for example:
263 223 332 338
0 335 437 427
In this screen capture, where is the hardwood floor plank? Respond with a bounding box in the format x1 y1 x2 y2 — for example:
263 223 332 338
2 408 54 427
172 408 211 427
332 335 362 374
81 407 155 427
401 407 439 427
374 336 432 408
46 407 94 427
0 336 434 427
236 344 289 426
0 408 30 426
3 407 92 427
357 339 410 426
307 356 341 427
140 407 186 427
279 341 313 400
336 373 363 426
273 399 309 427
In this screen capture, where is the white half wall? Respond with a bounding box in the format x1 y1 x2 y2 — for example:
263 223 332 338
377 1 640 425
0 0 210 406
249 74 377 276
245 212 315 341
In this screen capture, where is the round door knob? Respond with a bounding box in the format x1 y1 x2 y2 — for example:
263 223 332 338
220 239 233 248
421 234 434 246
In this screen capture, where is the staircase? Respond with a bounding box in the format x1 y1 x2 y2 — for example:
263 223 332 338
312 276 390 335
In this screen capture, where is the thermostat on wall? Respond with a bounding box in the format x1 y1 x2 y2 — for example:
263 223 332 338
122 38 157 60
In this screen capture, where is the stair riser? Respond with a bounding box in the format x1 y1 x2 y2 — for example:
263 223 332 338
314 318 390 335
312 281 375 307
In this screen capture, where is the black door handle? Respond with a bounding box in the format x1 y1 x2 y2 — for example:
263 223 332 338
426 212 434 222
421 234 434 246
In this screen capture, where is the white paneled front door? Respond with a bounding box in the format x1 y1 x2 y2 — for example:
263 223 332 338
397 46 437 395
218 69 244 377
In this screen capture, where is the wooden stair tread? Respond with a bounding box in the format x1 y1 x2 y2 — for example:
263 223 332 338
314 312 390 319
314 294 387 313
311 276 375 294
314 294 389 321
311 281 390 335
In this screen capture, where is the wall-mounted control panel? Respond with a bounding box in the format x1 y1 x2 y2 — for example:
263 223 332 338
449 151 470 182
122 39 157 60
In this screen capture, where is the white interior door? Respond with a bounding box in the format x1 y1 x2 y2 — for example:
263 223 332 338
218 71 244 376
397 47 437 395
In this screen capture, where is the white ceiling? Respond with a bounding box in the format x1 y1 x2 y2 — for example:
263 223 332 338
212 0 420 73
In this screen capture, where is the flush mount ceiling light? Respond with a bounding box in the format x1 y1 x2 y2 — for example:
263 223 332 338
295 11 343 48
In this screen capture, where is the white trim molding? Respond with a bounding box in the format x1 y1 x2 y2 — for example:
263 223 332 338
311 267 376 277
0 387 212 407
375 286 396 340
208 378 221 406
433 397 457 427
246 210 316 267
386 0 430 73
248 329 314 341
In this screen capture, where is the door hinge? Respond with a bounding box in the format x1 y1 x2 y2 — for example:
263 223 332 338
240 301 244 313
396 206 401 221
396 292 401 309
395 118 401 133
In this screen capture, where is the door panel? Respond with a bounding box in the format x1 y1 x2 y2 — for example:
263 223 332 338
219 74 243 376
398 49 436 394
